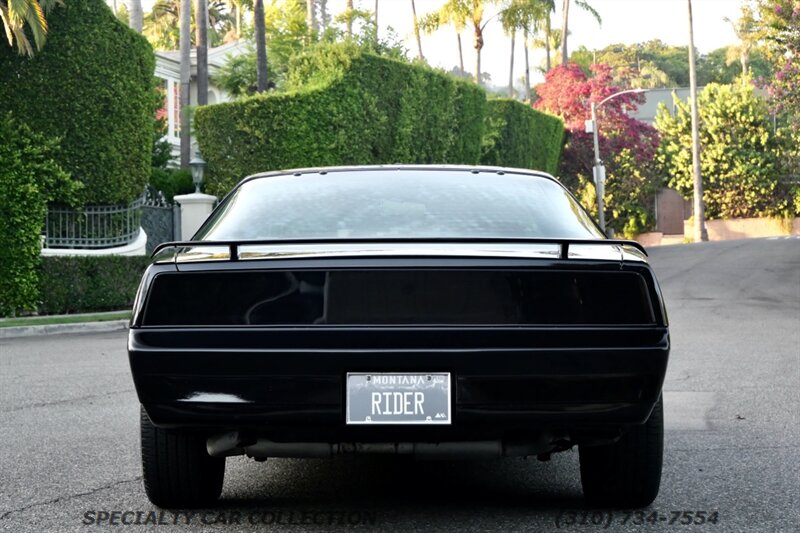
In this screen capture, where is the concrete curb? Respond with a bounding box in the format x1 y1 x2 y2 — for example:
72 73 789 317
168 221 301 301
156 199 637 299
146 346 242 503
0 320 129 339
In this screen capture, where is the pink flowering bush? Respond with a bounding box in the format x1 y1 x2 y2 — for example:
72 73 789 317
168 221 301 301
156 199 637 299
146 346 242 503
534 64 661 237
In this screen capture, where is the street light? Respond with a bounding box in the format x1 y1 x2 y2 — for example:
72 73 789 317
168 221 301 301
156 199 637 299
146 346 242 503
189 152 206 193
585 88 646 232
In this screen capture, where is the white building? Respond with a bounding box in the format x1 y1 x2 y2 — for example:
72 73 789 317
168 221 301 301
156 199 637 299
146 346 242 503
154 40 249 163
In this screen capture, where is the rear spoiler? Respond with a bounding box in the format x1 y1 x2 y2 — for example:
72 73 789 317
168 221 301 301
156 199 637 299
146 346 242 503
152 238 647 261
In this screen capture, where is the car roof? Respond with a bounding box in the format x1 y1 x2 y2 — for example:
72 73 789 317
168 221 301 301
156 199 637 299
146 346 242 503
238 164 560 187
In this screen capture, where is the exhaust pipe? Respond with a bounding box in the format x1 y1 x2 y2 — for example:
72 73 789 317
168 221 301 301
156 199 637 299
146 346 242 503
207 432 548 459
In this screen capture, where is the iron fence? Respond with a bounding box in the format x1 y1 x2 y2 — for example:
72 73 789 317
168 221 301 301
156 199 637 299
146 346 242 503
44 197 144 249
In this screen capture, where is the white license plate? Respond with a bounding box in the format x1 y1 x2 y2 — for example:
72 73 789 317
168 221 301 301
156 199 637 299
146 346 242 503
346 372 451 425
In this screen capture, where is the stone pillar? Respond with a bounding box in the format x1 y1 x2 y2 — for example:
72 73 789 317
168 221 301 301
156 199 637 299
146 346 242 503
174 193 217 240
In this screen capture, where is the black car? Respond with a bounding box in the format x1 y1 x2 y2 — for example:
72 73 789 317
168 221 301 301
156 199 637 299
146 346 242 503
128 166 669 509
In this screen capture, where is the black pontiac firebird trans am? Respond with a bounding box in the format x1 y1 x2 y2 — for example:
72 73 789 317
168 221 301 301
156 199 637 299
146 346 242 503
128 165 669 509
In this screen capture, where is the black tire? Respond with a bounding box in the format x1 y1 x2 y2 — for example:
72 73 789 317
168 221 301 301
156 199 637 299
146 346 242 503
579 395 663 508
140 406 225 508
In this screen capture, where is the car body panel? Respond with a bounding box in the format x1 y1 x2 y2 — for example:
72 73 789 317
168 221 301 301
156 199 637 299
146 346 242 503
128 166 669 456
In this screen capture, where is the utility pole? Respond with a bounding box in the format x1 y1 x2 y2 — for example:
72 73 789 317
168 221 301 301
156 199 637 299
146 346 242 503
587 88 646 232
687 0 708 242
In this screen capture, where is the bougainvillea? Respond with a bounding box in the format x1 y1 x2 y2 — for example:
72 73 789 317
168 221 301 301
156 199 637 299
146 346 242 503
534 64 661 237
756 1 800 127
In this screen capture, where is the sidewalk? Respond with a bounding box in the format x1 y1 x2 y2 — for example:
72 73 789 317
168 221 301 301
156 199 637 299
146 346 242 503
0 311 130 339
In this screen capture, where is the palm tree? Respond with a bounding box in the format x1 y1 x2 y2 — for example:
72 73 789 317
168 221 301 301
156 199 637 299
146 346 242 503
501 0 550 99
254 0 268 92
0 0 59 56
128 0 143 32
222 0 252 40
306 0 317 40
196 0 208 105
345 0 353 36
469 0 492 86
499 3 519 96
420 0 495 85
318 0 329 31
724 5 759 83
419 1 468 76
180 0 191 167
532 18 560 72
144 0 232 50
410 0 423 60
559 0 600 66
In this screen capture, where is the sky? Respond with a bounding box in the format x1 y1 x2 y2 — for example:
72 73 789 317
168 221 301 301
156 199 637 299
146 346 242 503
138 0 748 88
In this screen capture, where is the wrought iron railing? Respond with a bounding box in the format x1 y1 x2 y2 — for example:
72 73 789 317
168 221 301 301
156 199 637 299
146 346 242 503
44 196 144 249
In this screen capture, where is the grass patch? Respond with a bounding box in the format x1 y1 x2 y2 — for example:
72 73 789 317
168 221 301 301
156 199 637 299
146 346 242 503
0 310 130 328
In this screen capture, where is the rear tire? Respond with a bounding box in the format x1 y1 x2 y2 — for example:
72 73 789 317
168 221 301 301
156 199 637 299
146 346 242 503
140 406 225 508
579 395 663 508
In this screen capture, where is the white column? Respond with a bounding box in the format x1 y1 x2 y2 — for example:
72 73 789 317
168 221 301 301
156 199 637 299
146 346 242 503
174 193 217 240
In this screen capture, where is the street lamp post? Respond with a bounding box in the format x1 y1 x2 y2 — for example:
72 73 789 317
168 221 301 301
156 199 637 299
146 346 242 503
189 152 206 193
587 88 646 232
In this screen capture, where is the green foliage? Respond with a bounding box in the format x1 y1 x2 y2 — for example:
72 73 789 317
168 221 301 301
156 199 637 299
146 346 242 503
480 98 564 175
569 40 773 88
198 43 547 197
149 168 194 202
0 0 155 205
143 0 232 50
0 0 60 57
0 114 79 317
697 47 772 86
605 148 660 238
37 255 150 315
655 83 785 219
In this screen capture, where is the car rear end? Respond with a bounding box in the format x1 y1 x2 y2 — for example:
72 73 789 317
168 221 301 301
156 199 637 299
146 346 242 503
128 166 670 508
129 241 668 454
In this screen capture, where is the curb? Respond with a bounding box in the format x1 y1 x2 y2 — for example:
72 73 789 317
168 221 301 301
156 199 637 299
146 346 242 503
0 320 129 340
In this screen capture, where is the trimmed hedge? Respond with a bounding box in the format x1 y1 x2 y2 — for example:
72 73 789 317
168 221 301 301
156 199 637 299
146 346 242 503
38 256 150 315
480 98 565 175
0 0 155 205
0 114 78 317
196 43 555 197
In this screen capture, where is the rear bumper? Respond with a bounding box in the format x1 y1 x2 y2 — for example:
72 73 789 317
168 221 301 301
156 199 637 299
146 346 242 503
129 326 669 444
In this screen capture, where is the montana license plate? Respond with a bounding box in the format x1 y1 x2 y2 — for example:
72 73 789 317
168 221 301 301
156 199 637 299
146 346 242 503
346 372 451 425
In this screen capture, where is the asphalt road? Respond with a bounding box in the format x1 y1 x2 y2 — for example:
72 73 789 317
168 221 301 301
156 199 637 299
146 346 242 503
1 237 798 533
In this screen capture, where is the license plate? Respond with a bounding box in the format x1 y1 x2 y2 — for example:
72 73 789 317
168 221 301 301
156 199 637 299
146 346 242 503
346 372 451 425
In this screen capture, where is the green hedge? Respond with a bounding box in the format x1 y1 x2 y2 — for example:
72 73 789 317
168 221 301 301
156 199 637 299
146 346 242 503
196 43 556 197
0 114 78 317
480 98 565 175
37 255 150 315
0 0 155 205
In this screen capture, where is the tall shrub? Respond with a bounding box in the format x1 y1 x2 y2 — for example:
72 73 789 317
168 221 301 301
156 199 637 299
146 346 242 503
38 256 150 315
480 98 564 175
0 0 155 205
196 43 562 198
0 115 80 316
655 82 785 219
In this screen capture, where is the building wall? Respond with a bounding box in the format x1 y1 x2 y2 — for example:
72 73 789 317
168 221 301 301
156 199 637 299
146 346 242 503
155 42 244 164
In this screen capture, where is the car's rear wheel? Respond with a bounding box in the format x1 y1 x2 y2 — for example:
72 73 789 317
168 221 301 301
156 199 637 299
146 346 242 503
579 394 663 508
140 406 225 508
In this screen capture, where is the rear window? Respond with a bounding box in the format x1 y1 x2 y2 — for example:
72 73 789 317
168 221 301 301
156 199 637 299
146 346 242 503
195 169 603 241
